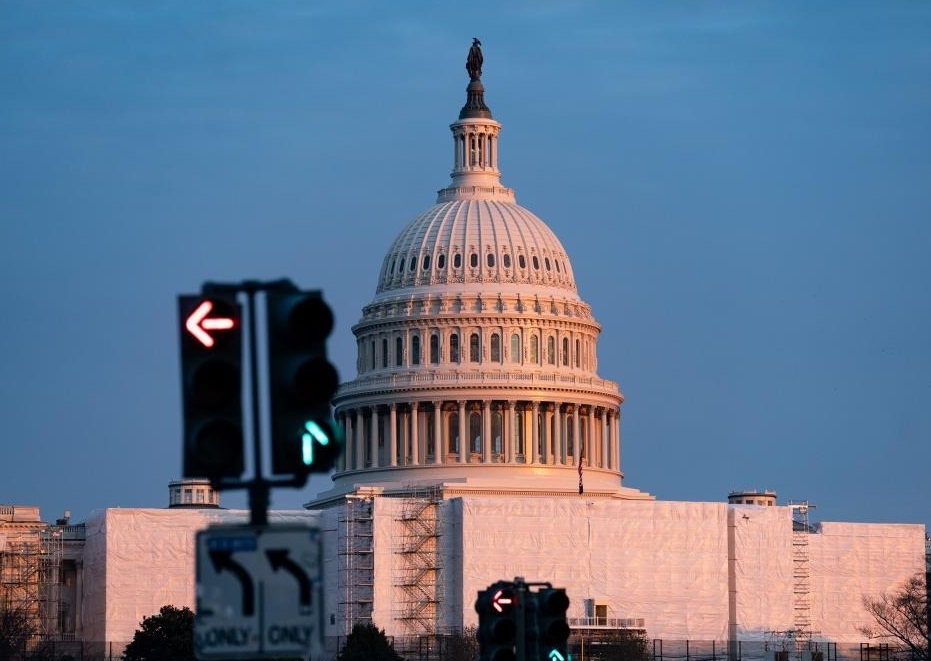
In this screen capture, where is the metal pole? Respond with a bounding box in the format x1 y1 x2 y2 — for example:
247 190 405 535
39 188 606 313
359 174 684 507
245 286 268 526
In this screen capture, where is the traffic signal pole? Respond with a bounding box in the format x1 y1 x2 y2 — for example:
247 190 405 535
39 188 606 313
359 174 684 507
187 278 331 527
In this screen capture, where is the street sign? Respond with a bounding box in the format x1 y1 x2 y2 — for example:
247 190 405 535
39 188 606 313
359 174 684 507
195 524 323 660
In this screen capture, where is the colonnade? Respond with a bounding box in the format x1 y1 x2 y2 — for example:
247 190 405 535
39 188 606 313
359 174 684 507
335 399 620 474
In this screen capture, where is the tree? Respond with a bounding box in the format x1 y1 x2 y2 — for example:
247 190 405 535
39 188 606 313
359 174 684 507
441 626 478 661
337 622 404 661
859 572 929 661
122 605 194 661
0 607 36 661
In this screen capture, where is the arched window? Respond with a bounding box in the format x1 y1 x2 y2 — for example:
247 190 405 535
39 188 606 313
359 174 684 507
470 333 480 362
430 334 439 364
510 333 520 363
518 254 526 269
450 333 460 363
382 338 388 368
492 411 503 455
422 255 431 270
545 257 551 271
454 253 462 268
529 335 539 364
409 256 416 272
470 253 478 268
370 341 376 370
575 339 581 367
438 254 446 269
490 333 501 362
395 337 403 367
470 412 482 454
547 336 555 365
515 408 525 456
503 254 511 268
487 253 495 268
562 338 569 366
412 335 421 366
532 256 540 270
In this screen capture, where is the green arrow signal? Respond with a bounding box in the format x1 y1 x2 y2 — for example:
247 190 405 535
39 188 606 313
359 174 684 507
548 650 566 661
301 421 330 465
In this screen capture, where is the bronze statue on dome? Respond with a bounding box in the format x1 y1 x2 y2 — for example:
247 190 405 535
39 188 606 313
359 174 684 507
466 38 483 80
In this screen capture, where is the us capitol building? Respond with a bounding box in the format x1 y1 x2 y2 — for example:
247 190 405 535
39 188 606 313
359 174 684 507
0 41 924 661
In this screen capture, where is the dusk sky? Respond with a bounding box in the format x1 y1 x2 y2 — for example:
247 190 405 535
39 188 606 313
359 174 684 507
2 1 929 529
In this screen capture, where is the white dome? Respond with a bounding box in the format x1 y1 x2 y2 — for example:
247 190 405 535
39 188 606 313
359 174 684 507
376 197 578 301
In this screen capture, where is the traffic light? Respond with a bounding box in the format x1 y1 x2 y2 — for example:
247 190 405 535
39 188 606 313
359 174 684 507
476 582 518 661
534 588 570 661
266 290 342 476
179 294 244 480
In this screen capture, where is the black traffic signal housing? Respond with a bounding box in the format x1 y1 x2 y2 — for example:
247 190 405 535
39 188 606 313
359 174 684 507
266 290 342 477
476 582 518 661
534 587 571 661
179 294 244 480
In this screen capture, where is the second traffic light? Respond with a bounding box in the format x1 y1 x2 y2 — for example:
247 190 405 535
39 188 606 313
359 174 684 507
266 290 342 476
533 588 570 661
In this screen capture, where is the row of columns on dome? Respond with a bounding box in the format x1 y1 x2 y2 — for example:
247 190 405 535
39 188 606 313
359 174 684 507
334 401 620 472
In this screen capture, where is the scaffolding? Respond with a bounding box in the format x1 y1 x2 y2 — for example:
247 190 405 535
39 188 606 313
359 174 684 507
789 501 816 652
338 495 375 634
393 486 442 641
0 524 62 638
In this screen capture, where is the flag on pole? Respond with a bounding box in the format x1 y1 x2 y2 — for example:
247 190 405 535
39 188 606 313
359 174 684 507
578 454 584 495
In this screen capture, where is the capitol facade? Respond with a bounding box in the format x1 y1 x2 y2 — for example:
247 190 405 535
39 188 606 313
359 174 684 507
0 42 923 661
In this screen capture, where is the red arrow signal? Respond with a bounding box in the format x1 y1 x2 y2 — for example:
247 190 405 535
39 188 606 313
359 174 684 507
186 300 236 348
492 588 515 613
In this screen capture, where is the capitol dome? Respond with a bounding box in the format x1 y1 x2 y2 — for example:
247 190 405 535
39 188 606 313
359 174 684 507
318 41 647 502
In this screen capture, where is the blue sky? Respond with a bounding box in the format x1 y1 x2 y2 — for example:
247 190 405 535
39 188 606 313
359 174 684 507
1 1 929 528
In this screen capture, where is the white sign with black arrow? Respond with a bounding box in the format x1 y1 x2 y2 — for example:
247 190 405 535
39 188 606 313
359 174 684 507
195 524 323 660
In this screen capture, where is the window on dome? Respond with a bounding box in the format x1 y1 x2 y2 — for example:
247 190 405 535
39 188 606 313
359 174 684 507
438 254 446 269
510 333 520 363
412 335 421 366
470 333 480 362
530 335 539 364
390 258 396 274
490 333 501 362
545 257 551 271
470 253 478 268
371 341 376 370
396 337 403 367
532 256 539 270
396 258 403 273
448 413 459 453
575 339 581 368
518 255 526 269
409 256 416 272
562 338 569 366
547 337 555 365
430 334 439 364
555 259 561 273
450 333 460 363
470 412 482 454
423 255 431 270
487 253 495 268
454 253 462 268
382 338 388 368
503 254 511 268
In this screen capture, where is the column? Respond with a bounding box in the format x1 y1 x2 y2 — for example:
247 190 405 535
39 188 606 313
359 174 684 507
482 400 492 462
507 401 516 464
573 405 581 467
369 406 379 468
613 409 621 472
355 409 365 470
588 406 596 468
342 412 352 471
531 402 541 464
411 402 420 465
433 401 443 464
389 404 398 467
459 401 468 463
